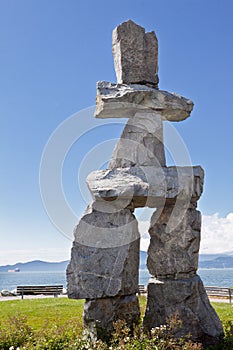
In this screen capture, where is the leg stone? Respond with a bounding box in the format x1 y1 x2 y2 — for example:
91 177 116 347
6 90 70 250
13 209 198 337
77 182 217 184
84 294 140 340
147 203 201 278
143 276 223 346
66 204 140 299
144 203 223 346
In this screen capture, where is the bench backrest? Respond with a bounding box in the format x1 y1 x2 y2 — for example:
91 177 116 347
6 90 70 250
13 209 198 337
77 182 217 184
17 285 63 295
138 284 146 294
205 286 233 303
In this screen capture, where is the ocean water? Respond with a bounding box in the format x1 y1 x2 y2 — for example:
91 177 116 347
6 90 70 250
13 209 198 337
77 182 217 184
140 269 233 287
0 271 67 292
0 269 233 292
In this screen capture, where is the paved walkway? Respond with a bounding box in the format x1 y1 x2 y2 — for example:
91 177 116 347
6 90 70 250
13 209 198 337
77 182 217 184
0 294 67 301
209 297 231 304
0 295 231 303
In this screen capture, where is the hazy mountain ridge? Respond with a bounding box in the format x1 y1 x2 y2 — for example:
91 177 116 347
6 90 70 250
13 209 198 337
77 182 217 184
199 256 233 268
1 252 233 272
0 260 69 272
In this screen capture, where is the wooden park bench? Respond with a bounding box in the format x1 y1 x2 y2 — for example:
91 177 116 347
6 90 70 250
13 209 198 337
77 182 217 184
138 284 147 295
17 285 63 299
205 286 233 303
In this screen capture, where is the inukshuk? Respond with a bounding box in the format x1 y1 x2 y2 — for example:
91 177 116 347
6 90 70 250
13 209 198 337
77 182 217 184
67 20 223 345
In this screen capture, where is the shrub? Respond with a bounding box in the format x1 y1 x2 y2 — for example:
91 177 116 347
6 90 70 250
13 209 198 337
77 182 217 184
31 320 82 350
206 320 233 350
108 316 203 350
0 314 33 349
0 314 232 350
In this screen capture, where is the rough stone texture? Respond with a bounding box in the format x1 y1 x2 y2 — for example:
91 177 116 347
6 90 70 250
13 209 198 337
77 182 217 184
112 20 158 86
87 166 204 208
84 294 140 340
143 276 223 346
108 112 166 168
66 205 140 299
95 81 194 121
66 20 221 346
147 204 201 278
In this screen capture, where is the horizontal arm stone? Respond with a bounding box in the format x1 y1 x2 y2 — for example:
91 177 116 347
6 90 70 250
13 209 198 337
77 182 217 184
87 166 204 208
95 81 194 121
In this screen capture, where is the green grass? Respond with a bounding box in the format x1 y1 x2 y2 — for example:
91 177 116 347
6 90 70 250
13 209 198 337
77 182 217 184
211 302 233 325
0 296 231 331
139 295 147 316
0 297 232 349
0 298 84 329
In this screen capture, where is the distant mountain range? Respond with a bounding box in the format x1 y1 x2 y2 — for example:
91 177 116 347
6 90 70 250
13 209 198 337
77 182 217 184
140 251 233 269
0 260 69 272
199 256 233 269
0 251 233 272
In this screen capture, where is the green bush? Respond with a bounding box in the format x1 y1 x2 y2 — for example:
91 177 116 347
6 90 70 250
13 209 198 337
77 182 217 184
0 315 33 349
107 317 203 350
206 320 233 350
31 320 84 350
0 314 232 350
0 314 202 350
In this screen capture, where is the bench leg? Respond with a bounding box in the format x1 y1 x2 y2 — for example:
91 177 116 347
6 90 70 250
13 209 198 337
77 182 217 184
21 288 24 300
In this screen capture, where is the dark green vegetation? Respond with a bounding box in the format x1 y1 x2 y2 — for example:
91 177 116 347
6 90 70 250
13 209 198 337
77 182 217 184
0 297 232 349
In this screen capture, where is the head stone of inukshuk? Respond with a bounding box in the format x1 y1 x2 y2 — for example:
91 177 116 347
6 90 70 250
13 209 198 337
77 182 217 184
66 20 223 346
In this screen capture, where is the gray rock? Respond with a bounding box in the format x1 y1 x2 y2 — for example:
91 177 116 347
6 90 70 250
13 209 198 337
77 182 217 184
112 20 158 86
66 19 216 346
147 205 201 278
95 81 194 121
87 166 204 208
66 205 140 299
143 275 223 346
108 112 166 168
84 294 140 340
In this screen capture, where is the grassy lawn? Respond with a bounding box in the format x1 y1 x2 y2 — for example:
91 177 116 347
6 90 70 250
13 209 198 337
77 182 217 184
0 297 232 349
0 296 232 331
212 301 233 325
0 298 84 329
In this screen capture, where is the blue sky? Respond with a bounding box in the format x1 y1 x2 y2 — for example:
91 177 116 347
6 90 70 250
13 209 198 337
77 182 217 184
1 0 233 264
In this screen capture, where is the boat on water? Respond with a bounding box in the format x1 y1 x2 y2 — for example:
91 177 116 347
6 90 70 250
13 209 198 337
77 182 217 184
7 267 20 273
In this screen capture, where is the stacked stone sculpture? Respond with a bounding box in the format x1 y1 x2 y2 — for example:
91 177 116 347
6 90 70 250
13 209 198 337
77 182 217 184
67 20 223 345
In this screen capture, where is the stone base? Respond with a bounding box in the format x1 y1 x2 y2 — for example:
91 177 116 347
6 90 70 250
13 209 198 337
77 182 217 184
143 275 223 346
67 205 140 299
84 294 140 340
